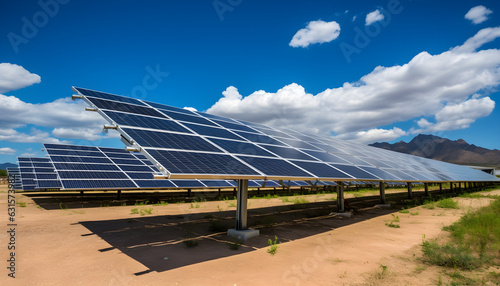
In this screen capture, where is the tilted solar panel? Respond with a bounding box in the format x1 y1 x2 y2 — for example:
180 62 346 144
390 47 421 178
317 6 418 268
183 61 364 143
6 167 23 190
43 144 239 190
73 87 500 183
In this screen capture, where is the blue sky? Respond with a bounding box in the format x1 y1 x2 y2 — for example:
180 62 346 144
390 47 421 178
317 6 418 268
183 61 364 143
0 0 499 164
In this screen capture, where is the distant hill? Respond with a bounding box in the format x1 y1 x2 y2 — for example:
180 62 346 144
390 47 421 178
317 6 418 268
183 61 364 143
369 134 500 167
0 163 18 170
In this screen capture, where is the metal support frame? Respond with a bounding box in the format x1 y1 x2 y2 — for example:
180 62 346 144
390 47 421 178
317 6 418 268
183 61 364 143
336 182 345 212
407 182 413 199
379 182 386 204
117 190 121 200
235 179 249 230
424 183 429 196
439 183 443 193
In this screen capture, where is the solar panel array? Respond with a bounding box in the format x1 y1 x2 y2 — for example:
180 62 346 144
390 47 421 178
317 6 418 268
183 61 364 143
17 157 62 190
43 144 250 190
73 87 499 183
6 167 23 190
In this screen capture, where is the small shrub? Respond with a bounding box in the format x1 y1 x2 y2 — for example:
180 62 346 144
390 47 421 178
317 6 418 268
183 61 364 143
436 198 459 209
217 205 224 212
140 207 153 216
421 239 482 270
228 202 236 208
385 222 400 228
376 264 388 279
422 201 435 209
130 208 139 214
410 211 419 216
391 214 400 222
281 197 290 203
267 236 280 255
399 208 410 214
292 197 309 205
153 201 168 206
135 200 149 206
227 240 243 250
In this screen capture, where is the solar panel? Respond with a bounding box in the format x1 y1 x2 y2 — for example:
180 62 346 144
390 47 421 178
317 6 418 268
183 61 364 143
16 157 62 190
6 167 23 190
43 144 239 190
73 87 500 183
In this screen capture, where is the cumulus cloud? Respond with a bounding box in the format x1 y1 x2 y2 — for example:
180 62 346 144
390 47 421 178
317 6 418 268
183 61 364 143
0 63 41 93
0 147 16 155
0 94 107 142
0 128 68 144
208 27 500 144
365 9 384 26
289 20 341 48
414 97 495 132
453 26 500 53
337 127 407 144
465 5 493 24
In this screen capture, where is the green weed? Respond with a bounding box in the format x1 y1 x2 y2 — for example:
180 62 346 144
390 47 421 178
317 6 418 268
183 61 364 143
130 208 139 214
140 207 153 216
59 203 68 209
267 236 280 255
17 202 26 207
436 198 459 209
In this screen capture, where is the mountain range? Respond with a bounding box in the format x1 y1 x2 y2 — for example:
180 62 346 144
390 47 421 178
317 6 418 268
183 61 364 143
0 163 18 170
370 134 500 167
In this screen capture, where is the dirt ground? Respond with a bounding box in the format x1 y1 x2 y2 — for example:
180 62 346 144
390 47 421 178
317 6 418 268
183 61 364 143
1 185 499 285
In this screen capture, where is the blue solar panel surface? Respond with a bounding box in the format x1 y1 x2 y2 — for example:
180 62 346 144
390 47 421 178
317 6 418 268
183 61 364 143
43 144 240 190
6 167 23 190
73 87 500 183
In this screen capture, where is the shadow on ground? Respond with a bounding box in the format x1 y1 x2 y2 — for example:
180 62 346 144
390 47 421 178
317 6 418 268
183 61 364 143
75 189 447 273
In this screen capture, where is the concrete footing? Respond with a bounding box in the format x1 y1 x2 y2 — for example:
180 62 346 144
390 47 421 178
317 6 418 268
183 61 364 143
227 229 260 241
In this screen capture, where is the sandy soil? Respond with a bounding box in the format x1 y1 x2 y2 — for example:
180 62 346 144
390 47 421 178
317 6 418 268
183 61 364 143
0 185 498 285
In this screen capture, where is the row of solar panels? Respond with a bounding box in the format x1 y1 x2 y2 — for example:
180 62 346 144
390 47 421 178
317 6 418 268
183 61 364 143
73 87 499 183
6 144 349 191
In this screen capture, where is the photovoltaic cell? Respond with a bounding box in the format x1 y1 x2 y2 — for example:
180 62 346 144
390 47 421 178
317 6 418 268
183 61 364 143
290 161 353 179
182 122 242 140
236 156 311 178
146 149 260 176
121 128 221 152
206 138 276 157
259 145 317 161
87 97 166 118
75 87 146 106
103 110 192 133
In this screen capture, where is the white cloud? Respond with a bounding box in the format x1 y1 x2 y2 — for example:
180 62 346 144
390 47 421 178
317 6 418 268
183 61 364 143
453 26 500 53
289 20 341 48
0 128 68 144
465 5 493 24
208 27 500 144
0 63 41 93
336 127 407 144
413 97 495 132
0 147 16 155
365 9 384 26
0 94 108 142
52 128 103 141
